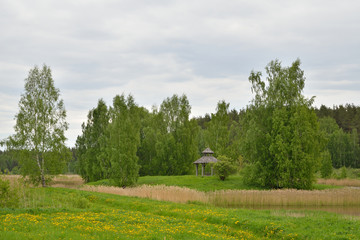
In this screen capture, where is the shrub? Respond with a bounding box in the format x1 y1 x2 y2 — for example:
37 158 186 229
339 166 347 179
214 156 236 181
0 177 19 208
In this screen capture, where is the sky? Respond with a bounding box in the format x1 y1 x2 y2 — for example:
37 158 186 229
1 0 360 148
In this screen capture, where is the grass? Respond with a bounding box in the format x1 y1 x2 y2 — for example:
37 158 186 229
137 175 344 191
89 174 341 191
137 174 259 191
1 185 360 239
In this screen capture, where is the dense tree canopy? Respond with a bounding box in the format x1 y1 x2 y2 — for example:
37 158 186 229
70 60 360 188
76 99 109 182
241 59 322 189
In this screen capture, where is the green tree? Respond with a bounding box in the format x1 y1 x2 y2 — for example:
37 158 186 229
205 100 231 157
76 99 109 182
5 65 70 187
105 95 141 186
137 107 160 176
154 94 199 175
241 59 321 189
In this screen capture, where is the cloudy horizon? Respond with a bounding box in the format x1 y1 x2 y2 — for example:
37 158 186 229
1 1 360 147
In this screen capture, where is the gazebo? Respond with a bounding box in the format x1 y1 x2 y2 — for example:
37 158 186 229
193 148 218 176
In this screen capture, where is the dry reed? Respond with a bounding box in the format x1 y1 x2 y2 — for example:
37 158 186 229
317 178 360 187
209 188 360 207
81 185 208 204
51 174 84 188
3 175 360 209
80 184 360 208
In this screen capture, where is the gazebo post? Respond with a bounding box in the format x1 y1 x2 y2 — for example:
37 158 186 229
211 166 214 176
195 164 198 176
201 163 205 176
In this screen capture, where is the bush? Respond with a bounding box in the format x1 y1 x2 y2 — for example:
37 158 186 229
214 156 236 181
0 177 19 208
339 166 347 179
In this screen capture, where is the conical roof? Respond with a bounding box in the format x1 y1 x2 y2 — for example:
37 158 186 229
193 155 218 164
193 148 218 164
202 148 214 155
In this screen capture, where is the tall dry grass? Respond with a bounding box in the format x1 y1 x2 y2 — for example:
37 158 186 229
81 185 208 204
3 175 360 209
209 188 360 207
51 174 84 188
80 184 360 208
317 178 360 187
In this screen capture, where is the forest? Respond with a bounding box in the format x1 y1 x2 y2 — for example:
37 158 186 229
1 60 360 189
4 100 359 177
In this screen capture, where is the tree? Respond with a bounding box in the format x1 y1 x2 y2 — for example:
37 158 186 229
155 94 199 175
241 59 321 189
6 65 69 187
205 100 231 157
76 99 109 182
105 94 141 186
320 150 332 178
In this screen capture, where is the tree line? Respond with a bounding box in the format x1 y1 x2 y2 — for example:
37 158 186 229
2 60 360 189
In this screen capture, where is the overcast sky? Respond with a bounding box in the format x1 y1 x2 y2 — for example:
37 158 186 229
1 0 360 147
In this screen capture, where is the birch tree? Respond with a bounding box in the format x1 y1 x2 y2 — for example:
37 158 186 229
7 65 69 187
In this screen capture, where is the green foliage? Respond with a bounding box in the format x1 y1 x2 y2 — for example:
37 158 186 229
0 151 18 174
148 94 199 175
76 99 109 182
320 151 333 178
319 116 360 168
5 65 70 187
106 95 141 187
205 101 231 156
340 166 347 179
0 177 19 208
76 95 142 187
203 101 242 162
316 105 360 168
214 156 236 181
242 162 266 187
241 59 322 189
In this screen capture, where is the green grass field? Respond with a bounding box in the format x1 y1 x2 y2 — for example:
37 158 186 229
89 174 341 192
1 186 360 239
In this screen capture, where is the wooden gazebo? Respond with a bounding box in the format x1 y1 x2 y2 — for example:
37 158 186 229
193 148 218 176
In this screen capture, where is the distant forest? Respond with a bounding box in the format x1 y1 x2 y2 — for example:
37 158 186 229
1 101 360 175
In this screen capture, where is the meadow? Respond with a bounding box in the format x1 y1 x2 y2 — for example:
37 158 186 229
1 180 360 240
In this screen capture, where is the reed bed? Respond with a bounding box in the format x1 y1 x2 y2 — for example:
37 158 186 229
317 178 360 187
3 175 360 209
209 188 360 208
51 174 84 188
81 185 208 204
80 184 360 208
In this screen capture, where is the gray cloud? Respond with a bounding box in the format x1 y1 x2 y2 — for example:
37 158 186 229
1 0 360 147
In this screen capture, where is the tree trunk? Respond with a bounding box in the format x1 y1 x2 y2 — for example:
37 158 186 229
40 154 46 187
41 168 46 187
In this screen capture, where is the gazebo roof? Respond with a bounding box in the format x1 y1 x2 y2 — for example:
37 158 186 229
193 155 218 164
202 148 214 155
